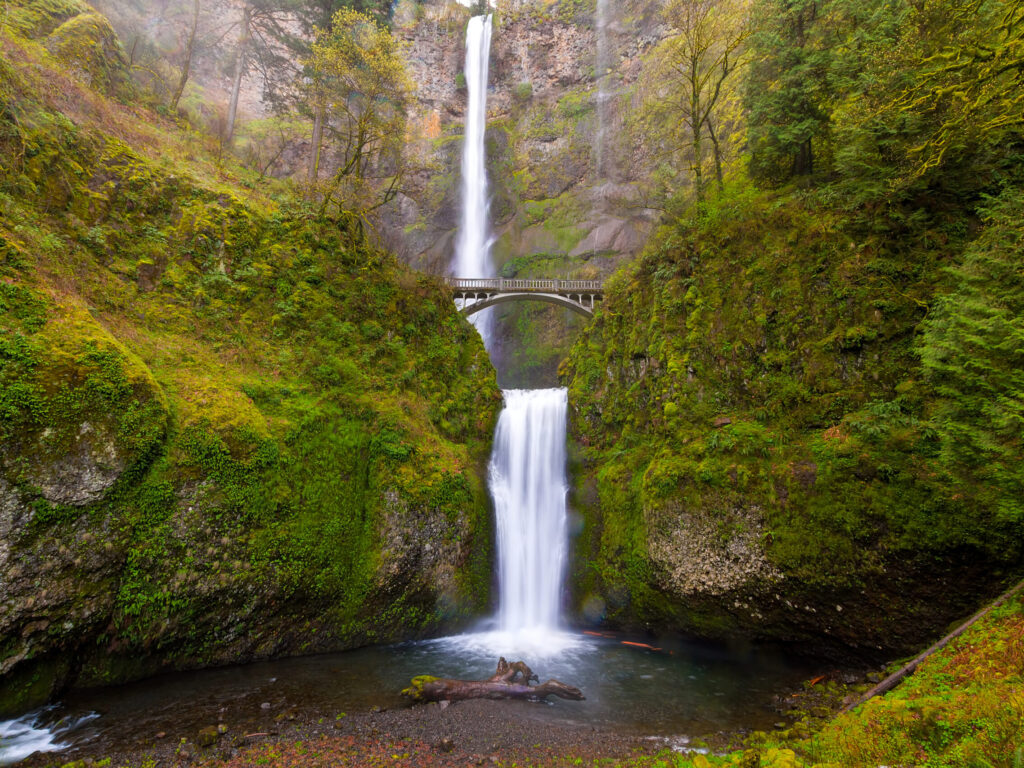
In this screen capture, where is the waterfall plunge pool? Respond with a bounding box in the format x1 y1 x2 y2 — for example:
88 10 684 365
0 629 816 764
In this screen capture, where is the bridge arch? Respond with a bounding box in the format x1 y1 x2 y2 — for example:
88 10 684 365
461 291 595 318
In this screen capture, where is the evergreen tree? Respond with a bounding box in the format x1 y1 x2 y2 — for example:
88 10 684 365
920 188 1024 519
744 0 833 184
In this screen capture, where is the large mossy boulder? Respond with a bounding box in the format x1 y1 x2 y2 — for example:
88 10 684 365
0 290 169 714
46 11 132 97
563 188 1024 660
4 0 91 38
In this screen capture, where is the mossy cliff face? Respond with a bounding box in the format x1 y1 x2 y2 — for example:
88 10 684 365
388 0 663 385
562 187 1024 660
395 0 666 265
0 1 500 716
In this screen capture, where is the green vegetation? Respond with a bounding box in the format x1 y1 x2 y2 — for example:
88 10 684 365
0 0 499 714
564 0 1024 653
490 252 593 387
303 7 413 213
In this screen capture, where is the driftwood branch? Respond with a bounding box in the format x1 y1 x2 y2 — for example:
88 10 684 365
843 578 1024 712
402 658 585 703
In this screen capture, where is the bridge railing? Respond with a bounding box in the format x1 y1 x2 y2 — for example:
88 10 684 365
446 277 603 293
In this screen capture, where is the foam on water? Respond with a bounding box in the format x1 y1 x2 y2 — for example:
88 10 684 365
0 709 96 765
434 628 590 660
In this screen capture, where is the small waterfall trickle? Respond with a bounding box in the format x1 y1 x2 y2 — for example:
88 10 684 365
489 389 570 640
594 0 611 193
0 711 97 765
454 12 495 345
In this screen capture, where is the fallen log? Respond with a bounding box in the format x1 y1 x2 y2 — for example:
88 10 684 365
842 577 1024 713
402 657 585 703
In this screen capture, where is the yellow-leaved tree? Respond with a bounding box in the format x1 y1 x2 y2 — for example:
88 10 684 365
639 0 751 203
303 8 413 222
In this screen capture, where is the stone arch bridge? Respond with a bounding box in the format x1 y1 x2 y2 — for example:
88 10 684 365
446 278 604 317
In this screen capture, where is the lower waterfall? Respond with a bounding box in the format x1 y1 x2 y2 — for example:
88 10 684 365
489 388 570 638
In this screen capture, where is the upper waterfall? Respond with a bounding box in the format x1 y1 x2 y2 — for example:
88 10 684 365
454 13 495 343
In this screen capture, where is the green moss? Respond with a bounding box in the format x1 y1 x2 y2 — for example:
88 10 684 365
46 12 132 97
0 655 73 718
0 5 501 712
563 179 1024 649
3 0 90 38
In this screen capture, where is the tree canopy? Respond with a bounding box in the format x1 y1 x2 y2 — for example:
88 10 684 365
304 7 413 218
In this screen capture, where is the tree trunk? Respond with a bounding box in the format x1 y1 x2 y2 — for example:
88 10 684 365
226 5 251 144
689 56 705 201
402 658 584 704
842 578 1024 713
707 115 724 191
170 0 200 113
308 104 325 186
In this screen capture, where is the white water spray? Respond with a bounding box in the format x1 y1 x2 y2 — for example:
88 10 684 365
489 389 570 640
454 13 495 344
446 9 581 659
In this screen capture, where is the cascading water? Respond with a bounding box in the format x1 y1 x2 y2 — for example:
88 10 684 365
489 389 570 638
0 710 97 765
454 11 495 345
450 6 575 654
448 6 575 654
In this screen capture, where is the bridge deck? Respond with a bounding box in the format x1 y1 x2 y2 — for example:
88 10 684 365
446 277 603 294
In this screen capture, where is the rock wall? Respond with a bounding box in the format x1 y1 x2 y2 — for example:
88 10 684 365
562 191 1024 661
391 0 665 275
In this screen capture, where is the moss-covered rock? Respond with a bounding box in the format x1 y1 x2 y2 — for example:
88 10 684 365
46 11 132 97
0 6 501 715
563 183 1024 659
3 0 91 39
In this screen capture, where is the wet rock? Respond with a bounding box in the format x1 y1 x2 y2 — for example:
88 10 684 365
791 461 818 489
25 420 129 506
437 736 455 752
176 741 197 761
647 502 782 598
